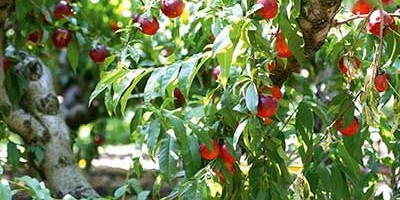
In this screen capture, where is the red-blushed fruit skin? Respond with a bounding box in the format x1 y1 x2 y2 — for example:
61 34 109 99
351 0 371 15
28 31 41 43
161 0 185 18
110 21 119 32
133 14 159 35
93 135 104 146
267 85 282 100
275 32 292 58
54 1 73 20
367 10 396 37
267 62 274 72
374 73 388 92
257 0 278 20
336 117 359 137
382 0 394 5
199 140 220 160
3 57 9 72
338 55 361 74
220 144 236 164
89 45 109 64
52 28 72 49
174 87 186 108
257 94 278 118
212 66 220 81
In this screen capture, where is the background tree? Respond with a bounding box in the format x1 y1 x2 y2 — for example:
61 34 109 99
0 0 400 199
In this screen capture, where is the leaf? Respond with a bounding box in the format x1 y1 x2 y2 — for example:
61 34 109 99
161 63 181 97
89 68 128 105
178 53 205 97
130 108 143 133
67 37 79 72
233 119 248 149
336 143 361 184
158 136 179 182
4 71 27 103
295 102 314 147
182 136 201 178
278 13 305 65
331 165 350 199
0 180 12 200
112 69 145 113
138 191 150 200
245 82 258 114
144 68 165 103
164 111 188 153
120 69 152 113
147 119 161 156
7 143 21 170
113 184 128 199
16 176 52 200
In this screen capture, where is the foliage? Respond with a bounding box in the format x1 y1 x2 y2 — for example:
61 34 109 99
1 0 400 199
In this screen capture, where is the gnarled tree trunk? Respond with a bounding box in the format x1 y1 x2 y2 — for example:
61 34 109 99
0 0 98 198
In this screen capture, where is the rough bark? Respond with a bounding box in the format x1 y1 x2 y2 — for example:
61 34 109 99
0 0 98 198
271 0 342 85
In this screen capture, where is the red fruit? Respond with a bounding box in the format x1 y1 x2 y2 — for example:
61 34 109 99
133 14 159 35
89 45 109 64
28 31 41 43
351 0 371 15
266 85 282 100
220 144 236 164
257 94 278 118
93 135 104 146
257 0 278 20
267 62 274 72
199 140 220 160
374 73 388 92
212 66 220 81
161 0 185 18
54 1 73 20
382 0 394 5
367 10 396 37
275 32 292 58
52 28 72 48
174 87 185 108
338 55 361 74
110 21 119 32
336 117 359 137
3 57 9 72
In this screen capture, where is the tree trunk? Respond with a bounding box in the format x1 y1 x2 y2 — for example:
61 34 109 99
0 0 98 198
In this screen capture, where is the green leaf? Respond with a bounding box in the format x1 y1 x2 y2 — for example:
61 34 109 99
164 111 188 153
245 82 258 114
158 136 179 182
5 71 28 103
278 13 305 64
233 119 248 149
67 37 79 71
182 136 201 178
331 166 350 199
130 108 143 133
113 184 128 199
89 68 128 106
147 119 161 156
112 69 145 113
336 143 361 184
295 102 314 147
120 69 152 113
7 143 21 170
138 191 150 200
161 63 181 97
178 53 205 97
0 180 12 200
144 68 164 103
16 176 52 200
